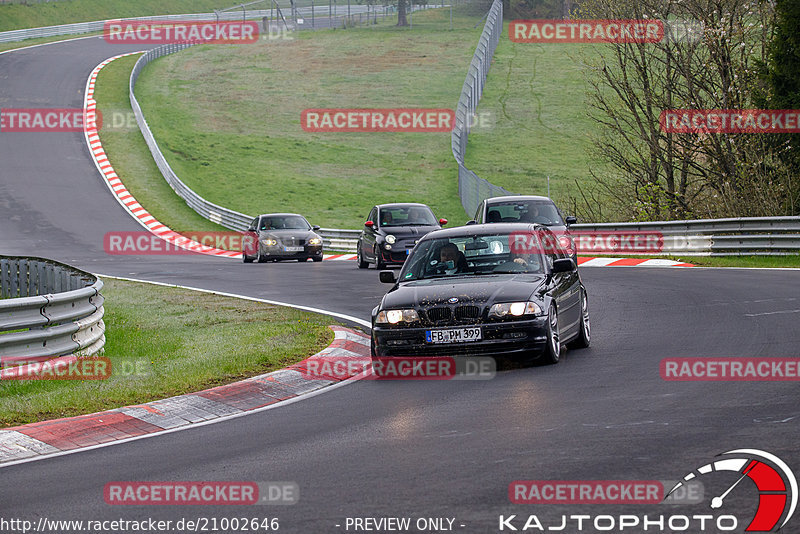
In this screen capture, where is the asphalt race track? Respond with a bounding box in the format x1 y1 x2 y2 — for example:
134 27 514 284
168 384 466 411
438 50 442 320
1 36 799 534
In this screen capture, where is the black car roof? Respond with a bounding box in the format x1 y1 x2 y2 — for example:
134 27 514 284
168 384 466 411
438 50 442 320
485 195 554 203
376 203 433 209
419 223 548 241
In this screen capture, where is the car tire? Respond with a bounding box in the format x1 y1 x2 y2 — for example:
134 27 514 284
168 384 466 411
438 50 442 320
242 253 254 263
375 248 386 270
541 305 561 365
299 258 309 262
257 254 268 263
312 256 323 262
567 290 591 349
357 244 369 269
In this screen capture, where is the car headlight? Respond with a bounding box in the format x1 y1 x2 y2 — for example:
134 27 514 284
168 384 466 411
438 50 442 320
488 301 542 318
261 239 277 246
385 234 396 244
308 237 322 245
375 309 420 324
559 235 575 255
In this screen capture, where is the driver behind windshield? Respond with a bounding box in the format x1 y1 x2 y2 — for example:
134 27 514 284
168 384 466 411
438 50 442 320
438 243 467 275
493 248 541 273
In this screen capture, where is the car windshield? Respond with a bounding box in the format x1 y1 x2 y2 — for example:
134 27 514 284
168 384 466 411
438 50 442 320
399 233 547 281
259 216 310 230
379 206 438 227
485 200 564 226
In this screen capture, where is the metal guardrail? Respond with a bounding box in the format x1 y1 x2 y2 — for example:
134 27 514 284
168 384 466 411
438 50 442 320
0 11 270 44
451 0 511 218
0 6 394 44
130 43 364 251
571 217 800 255
0 257 105 367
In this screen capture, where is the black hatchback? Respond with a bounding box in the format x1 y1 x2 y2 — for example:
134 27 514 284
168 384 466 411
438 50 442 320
357 203 447 269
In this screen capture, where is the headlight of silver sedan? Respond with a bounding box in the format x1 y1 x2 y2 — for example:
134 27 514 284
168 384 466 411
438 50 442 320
375 309 420 324
308 237 322 246
261 238 277 246
488 301 542 318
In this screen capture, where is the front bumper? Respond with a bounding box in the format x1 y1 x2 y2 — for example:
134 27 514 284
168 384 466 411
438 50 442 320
259 244 323 259
372 317 549 358
379 247 413 264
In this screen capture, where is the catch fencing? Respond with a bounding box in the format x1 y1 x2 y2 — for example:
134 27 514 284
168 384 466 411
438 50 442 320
450 0 512 218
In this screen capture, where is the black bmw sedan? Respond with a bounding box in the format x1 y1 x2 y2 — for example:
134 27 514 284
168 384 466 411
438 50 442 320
371 223 590 365
242 213 324 263
357 203 447 269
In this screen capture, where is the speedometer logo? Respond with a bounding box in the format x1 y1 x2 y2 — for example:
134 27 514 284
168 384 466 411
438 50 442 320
666 449 797 531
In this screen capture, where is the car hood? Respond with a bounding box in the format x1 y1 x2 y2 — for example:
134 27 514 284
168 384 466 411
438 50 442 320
379 225 439 237
258 229 319 239
380 274 545 310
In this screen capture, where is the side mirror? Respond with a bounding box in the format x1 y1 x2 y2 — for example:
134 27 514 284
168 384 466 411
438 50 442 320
439 218 448 226
552 258 576 273
312 225 321 231
247 227 256 232
365 221 374 228
565 216 578 226
379 270 397 284
465 220 477 226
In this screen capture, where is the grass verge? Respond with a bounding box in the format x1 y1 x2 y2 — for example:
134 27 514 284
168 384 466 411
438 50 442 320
0 278 340 428
130 7 485 228
664 255 800 268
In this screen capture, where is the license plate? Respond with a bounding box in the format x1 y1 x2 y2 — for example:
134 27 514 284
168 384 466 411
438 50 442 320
406 248 412 255
425 327 482 344
284 246 303 252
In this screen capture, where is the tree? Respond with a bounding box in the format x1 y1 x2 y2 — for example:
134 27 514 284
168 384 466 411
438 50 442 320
578 0 796 220
756 0 800 211
397 0 409 26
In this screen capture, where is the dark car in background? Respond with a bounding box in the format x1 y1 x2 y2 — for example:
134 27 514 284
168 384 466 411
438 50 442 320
371 223 590 365
470 195 578 262
357 203 447 269
242 213 324 263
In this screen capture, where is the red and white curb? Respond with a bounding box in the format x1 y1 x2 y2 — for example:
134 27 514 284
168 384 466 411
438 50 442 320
321 256 694 266
577 257 693 267
85 53 241 259
0 327 369 465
